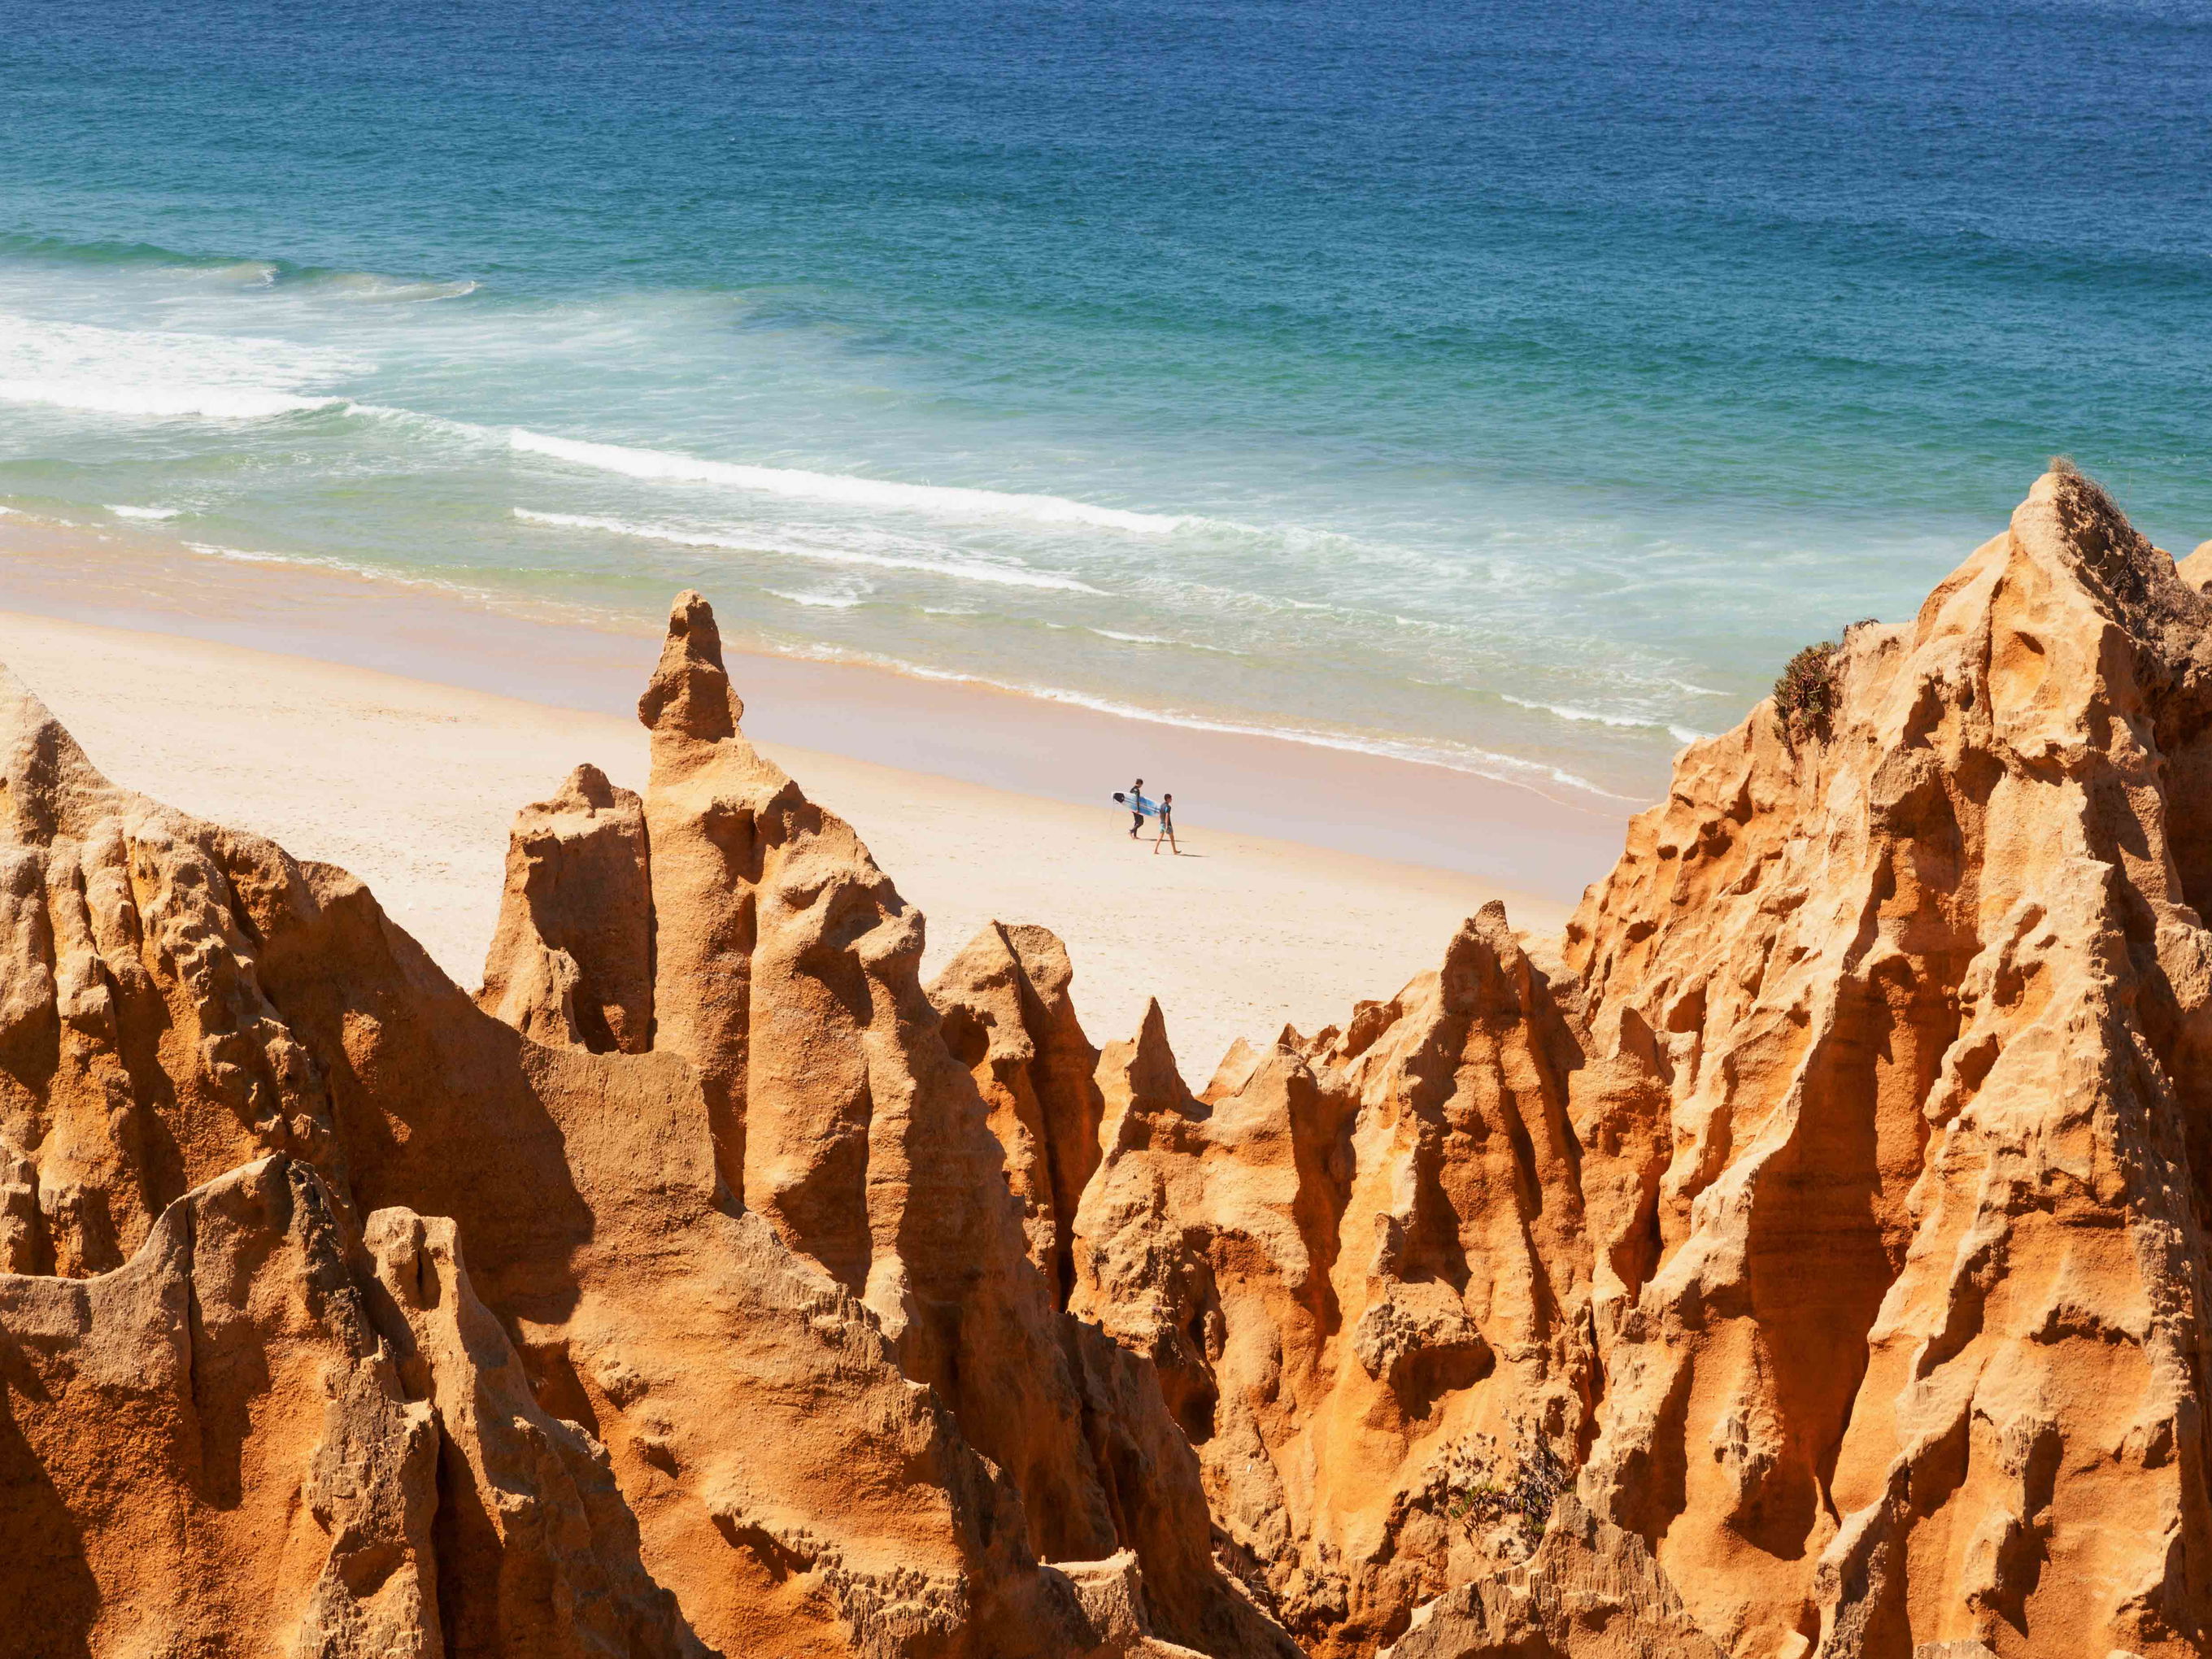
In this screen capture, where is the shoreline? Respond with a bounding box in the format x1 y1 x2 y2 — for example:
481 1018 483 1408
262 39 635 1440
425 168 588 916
0 516 1632 892
0 610 1613 1079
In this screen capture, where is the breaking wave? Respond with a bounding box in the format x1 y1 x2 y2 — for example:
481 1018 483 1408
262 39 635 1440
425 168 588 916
0 311 364 422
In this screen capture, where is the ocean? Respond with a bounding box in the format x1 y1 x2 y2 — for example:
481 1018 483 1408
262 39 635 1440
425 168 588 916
1 0 2206 803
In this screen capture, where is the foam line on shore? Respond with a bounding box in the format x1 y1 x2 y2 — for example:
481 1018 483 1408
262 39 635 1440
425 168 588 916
1500 692 1712 747
509 427 1203 534
512 506 1105 594
793 640 1632 801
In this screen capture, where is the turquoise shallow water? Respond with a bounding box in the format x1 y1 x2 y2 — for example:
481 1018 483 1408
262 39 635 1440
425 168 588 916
1 0 2207 799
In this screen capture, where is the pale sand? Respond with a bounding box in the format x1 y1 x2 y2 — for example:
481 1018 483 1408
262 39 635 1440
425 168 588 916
0 608 1587 1077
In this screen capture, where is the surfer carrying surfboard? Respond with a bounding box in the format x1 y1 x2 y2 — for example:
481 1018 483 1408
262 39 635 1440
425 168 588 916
1113 781 1175 848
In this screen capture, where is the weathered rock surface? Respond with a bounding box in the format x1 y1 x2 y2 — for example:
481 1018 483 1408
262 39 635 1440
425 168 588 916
359 1204 698 1657
0 1156 442 1659
930 921 1107 1304
2179 539 2212 594
5 470 2211 1657
1563 467 2212 1656
1064 908 1597 1657
0 664 342 1281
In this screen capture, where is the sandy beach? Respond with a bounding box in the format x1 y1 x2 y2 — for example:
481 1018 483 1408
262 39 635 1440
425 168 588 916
0 552 1618 1073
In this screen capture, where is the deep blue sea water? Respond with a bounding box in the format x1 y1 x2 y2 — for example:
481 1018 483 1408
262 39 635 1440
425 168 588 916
1 0 2207 799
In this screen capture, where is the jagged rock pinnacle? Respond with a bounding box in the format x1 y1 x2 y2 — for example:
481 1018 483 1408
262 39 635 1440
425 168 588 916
637 588 742 743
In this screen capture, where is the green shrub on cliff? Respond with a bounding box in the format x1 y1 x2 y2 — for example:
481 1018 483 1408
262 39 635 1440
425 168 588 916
1774 618 1879 744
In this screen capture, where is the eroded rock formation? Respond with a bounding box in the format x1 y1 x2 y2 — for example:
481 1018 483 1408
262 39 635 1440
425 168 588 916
0 594 1287 1659
1049 469 2212 1657
930 921 1106 1304
1057 904 1600 1657
3 468 2210 1657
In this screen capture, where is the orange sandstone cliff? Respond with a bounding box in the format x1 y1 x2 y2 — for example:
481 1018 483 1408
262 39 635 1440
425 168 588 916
1 468 2208 1657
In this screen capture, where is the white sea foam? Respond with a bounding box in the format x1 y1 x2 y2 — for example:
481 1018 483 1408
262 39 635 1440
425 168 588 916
185 541 290 564
0 312 364 423
1237 590 1474 634
1498 693 1718 749
181 541 478 595
107 504 181 520
345 403 502 444
1087 627 1244 655
765 588 865 609
0 380 342 419
509 428 1195 533
1499 692 1680 732
512 507 1104 594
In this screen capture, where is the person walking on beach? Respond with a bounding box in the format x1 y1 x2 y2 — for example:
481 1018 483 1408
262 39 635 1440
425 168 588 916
1152 792 1180 855
1127 777 1147 838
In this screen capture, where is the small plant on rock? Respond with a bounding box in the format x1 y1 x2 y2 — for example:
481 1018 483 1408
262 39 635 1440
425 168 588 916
1439 1429 1572 1557
2049 454 2124 524
1773 639 1843 743
1772 619 1877 745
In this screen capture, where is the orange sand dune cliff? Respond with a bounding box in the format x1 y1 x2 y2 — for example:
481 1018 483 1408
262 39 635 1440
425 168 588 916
0 467 2207 1658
